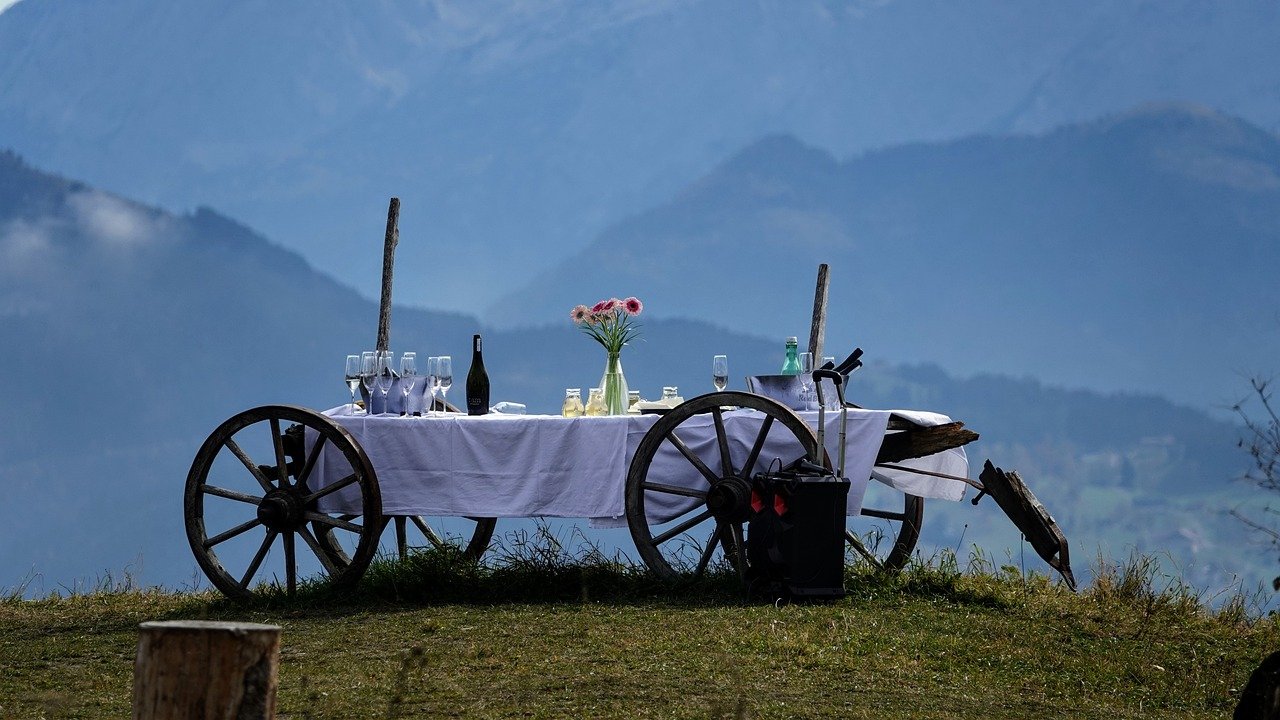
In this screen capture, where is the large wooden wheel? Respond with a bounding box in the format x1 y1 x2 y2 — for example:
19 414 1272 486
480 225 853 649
626 393 926 580
184 405 382 598
626 392 821 580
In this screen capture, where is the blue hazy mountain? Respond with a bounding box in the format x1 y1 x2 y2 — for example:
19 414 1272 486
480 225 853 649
0 0 1277 319
0 151 1264 596
493 104 1280 412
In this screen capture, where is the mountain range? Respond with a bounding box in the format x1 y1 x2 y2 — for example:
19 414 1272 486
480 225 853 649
0 150 1266 598
494 104 1280 411
1 0 1278 318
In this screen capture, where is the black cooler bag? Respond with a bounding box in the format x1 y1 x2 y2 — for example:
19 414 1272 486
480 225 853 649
747 459 850 600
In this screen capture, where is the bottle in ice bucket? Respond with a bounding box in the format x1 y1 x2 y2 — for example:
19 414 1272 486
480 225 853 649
584 387 608 416
780 336 801 375
562 388 584 417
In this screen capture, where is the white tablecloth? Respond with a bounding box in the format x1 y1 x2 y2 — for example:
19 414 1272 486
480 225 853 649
309 405 968 521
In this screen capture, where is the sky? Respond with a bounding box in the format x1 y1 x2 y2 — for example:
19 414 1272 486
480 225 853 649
0 0 20 14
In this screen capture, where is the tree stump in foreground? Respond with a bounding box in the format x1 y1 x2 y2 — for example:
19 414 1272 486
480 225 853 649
133 620 281 720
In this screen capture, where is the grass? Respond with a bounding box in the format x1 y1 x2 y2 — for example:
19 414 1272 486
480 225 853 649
1 537 1277 719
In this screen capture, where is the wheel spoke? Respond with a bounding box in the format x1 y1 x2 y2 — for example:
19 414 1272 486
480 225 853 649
239 529 278 588
269 418 288 487
201 485 262 505
727 522 747 582
204 518 262 549
693 525 722 578
225 438 274 494
651 508 715 546
304 511 363 534
283 531 296 595
846 530 884 570
741 415 774 480
296 432 328 490
860 507 909 522
410 516 448 548
297 525 340 576
395 517 408 559
640 481 708 500
711 406 734 478
303 472 360 504
665 431 720 486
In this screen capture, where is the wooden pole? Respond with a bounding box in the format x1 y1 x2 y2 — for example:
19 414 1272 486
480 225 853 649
132 620 281 720
807 263 830 361
376 197 400 354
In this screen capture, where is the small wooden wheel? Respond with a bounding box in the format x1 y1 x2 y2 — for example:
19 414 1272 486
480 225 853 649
848 484 923 571
386 515 496 562
184 405 382 598
626 392 822 580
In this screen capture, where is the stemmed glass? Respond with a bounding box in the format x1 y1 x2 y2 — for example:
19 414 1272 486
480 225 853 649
437 356 453 411
344 355 361 412
799 352 815 409
426 356 441 415
712 355 728 392
375 350 394 414
400 353 417 416
359 351 377 415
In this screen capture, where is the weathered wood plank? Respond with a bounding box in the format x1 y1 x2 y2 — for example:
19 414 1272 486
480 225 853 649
874 422 979 464
376 197 400 354
807 263 829 361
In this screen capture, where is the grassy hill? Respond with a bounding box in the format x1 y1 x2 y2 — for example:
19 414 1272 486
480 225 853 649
1 547 1276 719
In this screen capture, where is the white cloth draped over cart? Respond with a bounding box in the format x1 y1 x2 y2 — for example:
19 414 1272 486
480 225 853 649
309 405 968 522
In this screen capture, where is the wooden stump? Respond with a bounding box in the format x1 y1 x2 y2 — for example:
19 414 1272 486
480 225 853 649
133 620 281 720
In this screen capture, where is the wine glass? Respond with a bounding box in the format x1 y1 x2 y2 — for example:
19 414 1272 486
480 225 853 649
426 356 441 415
437 356 453 411
376 350 394 414
400 353 417 416
344 355 361 412
712 355 728 392
799 352 814 409
359 351 377 414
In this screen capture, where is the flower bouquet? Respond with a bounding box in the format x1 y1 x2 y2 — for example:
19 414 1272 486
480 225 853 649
571 297 643 414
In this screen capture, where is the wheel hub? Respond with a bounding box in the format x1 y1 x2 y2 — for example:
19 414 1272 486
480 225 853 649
257 489 304 531
705 477 752 523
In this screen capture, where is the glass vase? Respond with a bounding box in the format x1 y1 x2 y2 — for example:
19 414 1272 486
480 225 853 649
598 352 629 416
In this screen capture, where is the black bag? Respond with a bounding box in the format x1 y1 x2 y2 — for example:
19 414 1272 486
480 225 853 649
747 457 850 601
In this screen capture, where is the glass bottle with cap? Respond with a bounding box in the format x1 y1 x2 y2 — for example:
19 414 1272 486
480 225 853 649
562 388 584 417
584 387 608 416
780 337 801 375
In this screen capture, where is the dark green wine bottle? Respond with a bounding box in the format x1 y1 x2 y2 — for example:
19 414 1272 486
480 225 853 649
466 334 490 415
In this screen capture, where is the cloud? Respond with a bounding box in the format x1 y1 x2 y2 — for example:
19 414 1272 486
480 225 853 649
67 190 169 247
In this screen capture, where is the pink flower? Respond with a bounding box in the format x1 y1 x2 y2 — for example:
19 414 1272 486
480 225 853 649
599 298 619 313
570 305 590 323
623 297 643 315
590 300 609 313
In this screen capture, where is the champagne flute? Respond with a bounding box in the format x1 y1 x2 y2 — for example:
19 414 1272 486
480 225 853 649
437 356 453 411
799 351 814 409
400 353 417 416
359 351 377 414
712 354 728 392
344 355 361 412
426 356 441 415
376 350 394 414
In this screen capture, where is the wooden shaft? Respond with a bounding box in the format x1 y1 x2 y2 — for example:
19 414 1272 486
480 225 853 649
376 197 400 354
133 620 281 719
807 263 829 360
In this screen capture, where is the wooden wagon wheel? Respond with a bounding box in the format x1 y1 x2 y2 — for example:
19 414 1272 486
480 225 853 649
848 483 923 572
356 398 496 563
184 405 382 599
626 391 822 580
